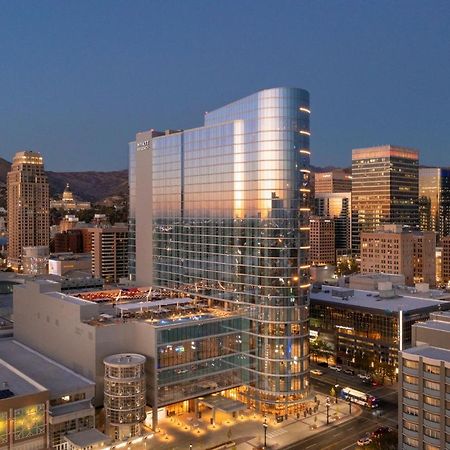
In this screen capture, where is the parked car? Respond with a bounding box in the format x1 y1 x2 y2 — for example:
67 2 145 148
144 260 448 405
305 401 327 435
343 369 355 375
357 436 372 446
329 365 342 372
371 426 393 438
357 373 370 380
310 369 323 376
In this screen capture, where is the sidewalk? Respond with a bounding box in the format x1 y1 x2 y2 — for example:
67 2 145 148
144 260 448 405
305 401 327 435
144 393 362 450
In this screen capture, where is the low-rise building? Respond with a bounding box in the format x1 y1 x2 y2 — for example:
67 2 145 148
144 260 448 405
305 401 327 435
48 254 92 277
310 285 450 377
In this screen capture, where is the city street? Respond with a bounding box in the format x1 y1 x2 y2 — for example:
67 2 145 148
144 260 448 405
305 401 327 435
284 365 399 449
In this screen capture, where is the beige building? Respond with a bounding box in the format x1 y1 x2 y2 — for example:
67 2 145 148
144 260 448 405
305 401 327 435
314 169 351 194
399 311 450 449
50 184 91 211
90 225 128 283
360 224 436 286
7 151 49 270
310 216 335 265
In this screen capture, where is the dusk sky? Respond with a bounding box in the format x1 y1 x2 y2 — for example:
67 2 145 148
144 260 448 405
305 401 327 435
1 1 449 171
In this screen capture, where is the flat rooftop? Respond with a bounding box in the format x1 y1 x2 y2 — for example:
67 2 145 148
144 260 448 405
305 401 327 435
403 345 450 363
0 361 46 398
0 340 94 398
310 286 450 314
414 319 450 333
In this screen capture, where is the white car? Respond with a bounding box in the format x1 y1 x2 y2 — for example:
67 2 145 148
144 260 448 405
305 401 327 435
357 374 371 381
329 365 342 372
357 437 372 446
310 369 323 376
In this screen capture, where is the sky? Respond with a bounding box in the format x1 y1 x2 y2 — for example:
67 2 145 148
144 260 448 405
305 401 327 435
0 0 449 171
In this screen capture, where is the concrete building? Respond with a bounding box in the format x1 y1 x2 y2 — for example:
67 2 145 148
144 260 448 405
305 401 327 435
7 151 49 271
309 216 335 265
314 192 351 255
90 225 128 284
50 184 91 212
310 285 450 377
314 170 352 194
22 246 49 276
48 253 92 277
13 281 248 429
399 311 450 449
360 224 436 286
351 145 419 253
442 236 450 285
0 339 95 450
349 272 406 291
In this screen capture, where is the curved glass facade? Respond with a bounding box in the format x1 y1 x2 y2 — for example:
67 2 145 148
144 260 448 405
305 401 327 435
137 87 311 415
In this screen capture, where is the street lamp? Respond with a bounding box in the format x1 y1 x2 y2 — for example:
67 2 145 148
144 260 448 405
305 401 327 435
326 397 331 425
263 418 268 449
348 398 352 415
189 445 192 450
334 384 339 404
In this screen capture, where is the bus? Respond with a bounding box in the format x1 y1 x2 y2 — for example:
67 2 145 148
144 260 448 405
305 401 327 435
340 387 379 408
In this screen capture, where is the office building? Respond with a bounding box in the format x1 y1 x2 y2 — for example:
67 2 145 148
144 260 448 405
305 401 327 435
399 311 450 449
48 253 92 277
360 224 436 286
7 151 49 270
314 170 351 194
315 192 351 255
419 167 450 242
442 236 450 285
132 87 311 416
310 285 450 376
90 225 128 283
50 184 91 211
52 229 84 254
310 216 335 265
351 145 419 253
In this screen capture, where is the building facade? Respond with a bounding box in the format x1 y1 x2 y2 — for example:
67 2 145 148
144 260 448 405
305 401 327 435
90 225 128 283
7 151 49 270
419 167 450 242
50 184 91 211
132 88 312 416
442 236 450 285
360 224 436 286
351 145 419 254
314 170 351 194
309 216 335 265
399 311 450 450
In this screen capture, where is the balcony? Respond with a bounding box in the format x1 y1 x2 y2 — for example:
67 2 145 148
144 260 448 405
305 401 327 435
402 412 419 422
403 428 419 439
423 371 440 382
423 402 441 414
403 397 419 408
423 418 440 430
403 382 419 392
423 433 441 448
402 442 419 450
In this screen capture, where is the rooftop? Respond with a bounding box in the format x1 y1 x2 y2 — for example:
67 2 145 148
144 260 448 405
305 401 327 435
0 340 94 398
0 360 46 398
403 345 450 363
310 286 450 314
64 429 111 448
413 319 450 333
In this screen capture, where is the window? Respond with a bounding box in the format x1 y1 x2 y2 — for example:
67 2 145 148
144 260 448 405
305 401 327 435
404 436 419 447
403 420 418 432
424 427 440 440
424 411 440 423
404 390 419 400
424 395 440 407
424 380 440 391
404 405 419 416
404 374 419 385
424 363 440 375
403 359 419 369
13 404 46 440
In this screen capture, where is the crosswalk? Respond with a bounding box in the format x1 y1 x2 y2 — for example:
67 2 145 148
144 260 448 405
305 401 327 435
267 428 288 439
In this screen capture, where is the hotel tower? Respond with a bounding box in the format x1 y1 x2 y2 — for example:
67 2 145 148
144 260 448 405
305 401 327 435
131 87 312 415
7 151 49 270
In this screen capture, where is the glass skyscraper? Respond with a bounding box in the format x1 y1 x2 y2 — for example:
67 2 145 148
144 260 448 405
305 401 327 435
132 87 311 415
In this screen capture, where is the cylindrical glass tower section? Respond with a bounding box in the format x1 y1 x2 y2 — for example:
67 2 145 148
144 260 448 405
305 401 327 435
104 353 146 440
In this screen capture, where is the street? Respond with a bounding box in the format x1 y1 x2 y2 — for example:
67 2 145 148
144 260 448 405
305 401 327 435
282 365 399 449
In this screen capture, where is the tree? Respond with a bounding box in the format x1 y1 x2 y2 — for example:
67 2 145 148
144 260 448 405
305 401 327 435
336 257 359 276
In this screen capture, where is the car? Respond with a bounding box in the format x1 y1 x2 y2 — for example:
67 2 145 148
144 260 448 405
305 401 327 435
329 365 342 372
362 377 372 385
357 437 372 446
371 426 392 438
343 369 355 375
317 362 329 368
310 369 323 376
357 373 370 380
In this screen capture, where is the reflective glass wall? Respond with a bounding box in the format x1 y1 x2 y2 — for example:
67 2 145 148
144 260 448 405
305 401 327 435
142 88 311 414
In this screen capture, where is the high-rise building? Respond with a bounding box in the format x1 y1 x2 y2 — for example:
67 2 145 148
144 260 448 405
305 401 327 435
360 224 436 286
442 236 450 285
7 151 49 270
309 216 335 265
419 167 450 242
314 192 351 254
91 225 129 283
132 87 311 415
314 169 351 194
399 311 450 449
351 145 419 253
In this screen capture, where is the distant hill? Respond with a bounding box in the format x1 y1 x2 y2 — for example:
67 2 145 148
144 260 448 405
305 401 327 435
0 157 128 204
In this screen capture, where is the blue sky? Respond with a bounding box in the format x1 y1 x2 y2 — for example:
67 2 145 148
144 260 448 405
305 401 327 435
0 0 449 171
